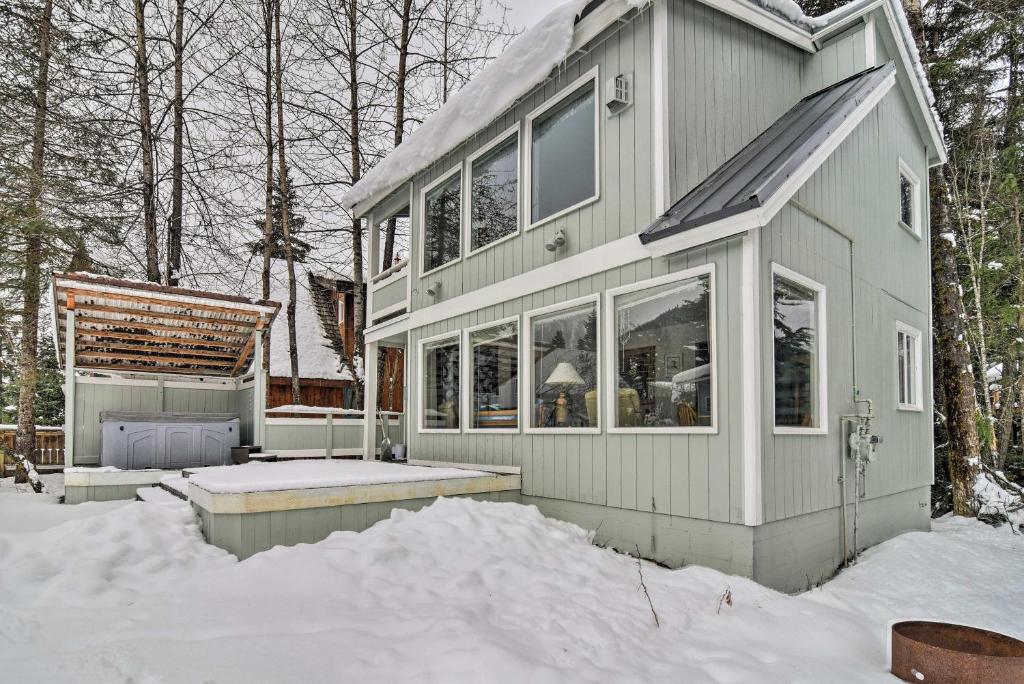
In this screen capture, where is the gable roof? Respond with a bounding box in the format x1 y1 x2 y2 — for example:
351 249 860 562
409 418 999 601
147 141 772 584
641 63 896 245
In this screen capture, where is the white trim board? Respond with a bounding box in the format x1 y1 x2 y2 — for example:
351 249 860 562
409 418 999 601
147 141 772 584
740 231 763 525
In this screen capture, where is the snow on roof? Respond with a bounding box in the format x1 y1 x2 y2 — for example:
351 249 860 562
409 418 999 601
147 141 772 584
342 0 597 212
268 260 354 381
186 460 488 494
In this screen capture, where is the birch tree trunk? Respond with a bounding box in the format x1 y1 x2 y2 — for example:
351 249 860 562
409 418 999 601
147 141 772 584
381 0 413 270
167 0 185 286
13 0 53 493
134 0 161 282
273 0 301 405
346 0 366 406
262 0 274 372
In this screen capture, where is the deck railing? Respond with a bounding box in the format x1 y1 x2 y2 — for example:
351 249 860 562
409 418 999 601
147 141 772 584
0 427 65 469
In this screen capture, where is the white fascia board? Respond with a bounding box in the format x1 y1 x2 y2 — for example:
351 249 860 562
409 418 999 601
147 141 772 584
811 0 882 44
698 0 816 52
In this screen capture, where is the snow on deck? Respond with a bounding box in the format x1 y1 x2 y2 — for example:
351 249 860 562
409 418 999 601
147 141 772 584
186 460 489 494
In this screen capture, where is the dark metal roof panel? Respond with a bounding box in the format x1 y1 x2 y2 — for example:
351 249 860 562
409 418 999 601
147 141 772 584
640 63 896 245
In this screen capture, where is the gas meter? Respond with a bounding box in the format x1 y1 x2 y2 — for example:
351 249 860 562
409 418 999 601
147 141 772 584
849 423 882 463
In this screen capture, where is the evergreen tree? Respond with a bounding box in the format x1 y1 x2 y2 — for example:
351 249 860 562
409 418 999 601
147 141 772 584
250 166 312 263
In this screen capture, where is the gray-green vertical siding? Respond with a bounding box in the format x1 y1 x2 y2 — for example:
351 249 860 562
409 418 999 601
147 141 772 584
758 82 933 523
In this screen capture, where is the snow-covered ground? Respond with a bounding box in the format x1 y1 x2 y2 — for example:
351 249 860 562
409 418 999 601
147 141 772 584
0 477 1021 683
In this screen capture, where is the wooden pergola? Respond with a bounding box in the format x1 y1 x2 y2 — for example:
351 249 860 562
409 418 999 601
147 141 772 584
52 272 279 378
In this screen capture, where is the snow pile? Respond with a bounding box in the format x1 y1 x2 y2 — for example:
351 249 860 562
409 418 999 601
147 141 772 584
187 460 488 494
268 260 354 381
973 470 1024 527
755 0 825 29
0 494 1023 682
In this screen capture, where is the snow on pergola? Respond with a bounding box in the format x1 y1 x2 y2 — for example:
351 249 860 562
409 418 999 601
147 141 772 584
51 272 280 378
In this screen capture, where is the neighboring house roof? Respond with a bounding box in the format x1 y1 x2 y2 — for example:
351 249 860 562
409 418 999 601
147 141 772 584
640 63 896 245
268 260 354 382
341 0 940 217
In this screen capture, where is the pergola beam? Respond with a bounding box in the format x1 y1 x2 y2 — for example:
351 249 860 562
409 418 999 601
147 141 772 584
57 301 257 329
77 350 235 368
76 341 238 360
72 329 244 349
58 287 262 319
65 316 251 337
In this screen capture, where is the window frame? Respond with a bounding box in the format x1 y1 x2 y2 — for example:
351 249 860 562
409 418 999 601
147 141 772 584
523 66 601 232
897 157 922 238
417 331 462 434
419 164 465 279
465 124 522 258
462 315 522 434
523 294 602 435
895 320 924 412
604 263 718 435
771 263 829 436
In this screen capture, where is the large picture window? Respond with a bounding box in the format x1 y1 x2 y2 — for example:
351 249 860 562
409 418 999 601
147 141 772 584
467 320 519 431
470 132 519 252
528 300 599 431
896 322 922 410
611 272 714 430
421 336 460 431
528 75 598 226
422 169 462 274
773 267 826 431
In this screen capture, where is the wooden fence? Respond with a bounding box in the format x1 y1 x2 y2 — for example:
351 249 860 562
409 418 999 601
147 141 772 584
0 428 65 470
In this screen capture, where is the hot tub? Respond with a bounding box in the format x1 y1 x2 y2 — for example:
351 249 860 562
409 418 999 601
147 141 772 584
99 411 241 470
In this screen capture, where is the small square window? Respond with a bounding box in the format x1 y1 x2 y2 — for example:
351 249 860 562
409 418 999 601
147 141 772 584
898 159 920 235
896 323 922 410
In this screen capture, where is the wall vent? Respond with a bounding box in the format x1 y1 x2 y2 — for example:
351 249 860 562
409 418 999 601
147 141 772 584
606 73 632 115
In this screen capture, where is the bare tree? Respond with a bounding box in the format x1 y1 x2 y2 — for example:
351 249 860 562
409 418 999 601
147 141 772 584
133 0 161 282
273 0 300 404
167 0 185 285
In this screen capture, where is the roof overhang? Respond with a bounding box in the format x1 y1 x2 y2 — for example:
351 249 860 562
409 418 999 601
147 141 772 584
641 64 897 254
52 273 280 379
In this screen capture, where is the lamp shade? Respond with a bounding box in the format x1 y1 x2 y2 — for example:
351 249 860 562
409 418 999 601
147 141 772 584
545 361 585 386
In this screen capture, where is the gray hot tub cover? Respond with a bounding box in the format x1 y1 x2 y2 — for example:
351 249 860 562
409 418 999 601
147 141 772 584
99 411 240 423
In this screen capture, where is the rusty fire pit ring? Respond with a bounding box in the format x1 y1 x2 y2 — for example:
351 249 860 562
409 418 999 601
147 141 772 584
891 620 1024 683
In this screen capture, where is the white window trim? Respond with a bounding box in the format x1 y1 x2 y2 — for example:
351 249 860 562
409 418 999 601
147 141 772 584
897 157 922 238
895 320 924 412
771 263 828 436
463 315 522 434
417 331 462 434
524 66 601 232
604 263 719 435
466 124 522 258
419 164 464 279
523 294 602 435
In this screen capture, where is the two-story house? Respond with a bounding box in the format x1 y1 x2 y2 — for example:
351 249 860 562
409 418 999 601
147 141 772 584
342 0 944 591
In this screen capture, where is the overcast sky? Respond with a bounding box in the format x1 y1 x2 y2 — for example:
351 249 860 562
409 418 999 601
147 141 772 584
501 0 558 30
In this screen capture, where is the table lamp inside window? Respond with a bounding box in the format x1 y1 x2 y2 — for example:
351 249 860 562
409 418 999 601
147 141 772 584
545 362 586 425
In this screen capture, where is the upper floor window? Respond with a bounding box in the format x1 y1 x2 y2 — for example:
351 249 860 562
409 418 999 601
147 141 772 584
608 268 715 432
896 322 923 411
898 158 921 236
527 69 599 228
422 167 462 275
469 129 519 253
773 265 827 433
